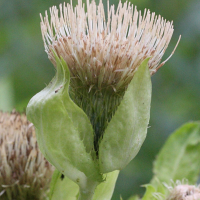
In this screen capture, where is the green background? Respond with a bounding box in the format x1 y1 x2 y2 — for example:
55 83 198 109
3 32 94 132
0 0 200 199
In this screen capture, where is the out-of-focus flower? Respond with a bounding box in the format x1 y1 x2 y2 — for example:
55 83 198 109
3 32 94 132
40 0 180 148
0 111 54 200
166 184 200 200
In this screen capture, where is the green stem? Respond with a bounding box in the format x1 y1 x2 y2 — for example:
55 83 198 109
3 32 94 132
78 179 99 200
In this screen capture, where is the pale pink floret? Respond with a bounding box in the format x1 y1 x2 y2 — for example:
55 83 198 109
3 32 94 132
167 185 200 200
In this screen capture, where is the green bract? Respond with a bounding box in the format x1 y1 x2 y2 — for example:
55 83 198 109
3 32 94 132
27 55 102 185
27 55 152 198
99 58 152 173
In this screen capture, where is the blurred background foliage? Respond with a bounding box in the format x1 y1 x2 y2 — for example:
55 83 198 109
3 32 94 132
0 0 200 199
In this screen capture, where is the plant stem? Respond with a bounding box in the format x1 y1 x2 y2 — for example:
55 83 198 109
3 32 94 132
78 179 99 200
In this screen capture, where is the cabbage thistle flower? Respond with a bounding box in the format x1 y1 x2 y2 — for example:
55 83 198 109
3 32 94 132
27 0 180 199
40 0 180 151
0 111 54 200
163 180 200 200
166 185 200 200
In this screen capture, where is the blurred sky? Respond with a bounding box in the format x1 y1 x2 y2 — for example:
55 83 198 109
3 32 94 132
0 0 200 199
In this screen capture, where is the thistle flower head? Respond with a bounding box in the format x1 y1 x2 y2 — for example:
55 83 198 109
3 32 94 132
153 180 200 200
0 111 54 200
40 0 180 92
40 0 180 151
166 184 200 200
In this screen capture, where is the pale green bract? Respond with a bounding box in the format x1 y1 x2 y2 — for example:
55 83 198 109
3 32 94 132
26 55 152 198
99 58 152 173
27 55 102 186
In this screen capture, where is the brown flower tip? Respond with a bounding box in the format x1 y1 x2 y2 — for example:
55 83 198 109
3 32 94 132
40 0 180 93
0 111 54 200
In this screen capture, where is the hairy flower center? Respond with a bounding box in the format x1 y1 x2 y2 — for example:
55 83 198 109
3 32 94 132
70 83 124 152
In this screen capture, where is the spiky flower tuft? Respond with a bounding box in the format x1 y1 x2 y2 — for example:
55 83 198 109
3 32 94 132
41 0 180 90
166 183 200 200
0 111 54 200
40 0 180 151
152 180 200 200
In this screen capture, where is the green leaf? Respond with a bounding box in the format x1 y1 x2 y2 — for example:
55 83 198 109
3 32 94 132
142 122 200 200
27 55 102 185
127 195 140 200
93 170 119 200
142 184 157 200
99 58 152 173
49 169 79 200
0 76 14 111
151 122 200 186
49 169 119 200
